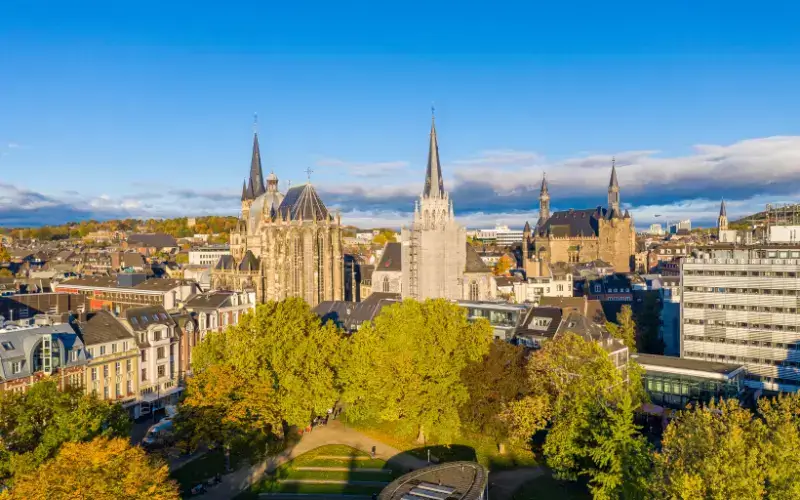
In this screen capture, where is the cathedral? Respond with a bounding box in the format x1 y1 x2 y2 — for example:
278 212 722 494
521 161 635 273
212 131 344 306
372 114 494 301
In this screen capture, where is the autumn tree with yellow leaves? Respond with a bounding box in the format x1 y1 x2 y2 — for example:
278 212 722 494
2 438 179 500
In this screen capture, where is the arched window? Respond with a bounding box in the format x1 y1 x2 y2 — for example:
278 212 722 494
469 280 479 301
424 210 430 228
383 276 390 293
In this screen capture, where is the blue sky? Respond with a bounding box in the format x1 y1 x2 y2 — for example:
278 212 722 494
2 1 800 228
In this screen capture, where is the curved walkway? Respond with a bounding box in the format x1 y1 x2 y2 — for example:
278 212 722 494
203 420 427 500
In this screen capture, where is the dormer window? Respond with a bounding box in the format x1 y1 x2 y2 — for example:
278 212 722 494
131 317 138 325
159 313 168 320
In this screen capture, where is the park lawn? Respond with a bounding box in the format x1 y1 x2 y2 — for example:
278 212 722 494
512 473 591 500
349 419 537 471
247 444 392 497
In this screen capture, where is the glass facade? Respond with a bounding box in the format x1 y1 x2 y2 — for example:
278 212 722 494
642 370 743 409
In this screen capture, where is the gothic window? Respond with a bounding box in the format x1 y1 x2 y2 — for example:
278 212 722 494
441 210 447 224
469 280 479 301
383 276 390 293
424 210 430 228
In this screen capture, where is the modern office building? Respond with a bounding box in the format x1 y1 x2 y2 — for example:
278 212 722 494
682 245 800 392
188 245 231 266
633 353 745 409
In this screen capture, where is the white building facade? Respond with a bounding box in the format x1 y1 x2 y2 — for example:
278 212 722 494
189 246 231 266
682 245 800 392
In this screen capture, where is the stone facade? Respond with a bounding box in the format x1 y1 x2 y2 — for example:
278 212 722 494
522 161 635 273
212 132 344 306
390 115 494 301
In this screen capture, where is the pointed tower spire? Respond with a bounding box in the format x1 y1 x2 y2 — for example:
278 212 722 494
608 157 621 216
247 177 255 200
609 156 619 188
423 106 445 198
718 198 729 233
241 180 248 201
538 172 550 223
249 118 266 197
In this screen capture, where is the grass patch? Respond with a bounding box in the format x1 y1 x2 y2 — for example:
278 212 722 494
348 418 537 471
512 473 591 500
247 444 392 496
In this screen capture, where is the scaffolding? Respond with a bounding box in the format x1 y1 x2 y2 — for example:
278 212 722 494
765 203 800 228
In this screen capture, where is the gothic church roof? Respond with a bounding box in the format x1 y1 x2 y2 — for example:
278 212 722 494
465 243 490 273
376 242 402 272
277 184 330 222
238 250 260 272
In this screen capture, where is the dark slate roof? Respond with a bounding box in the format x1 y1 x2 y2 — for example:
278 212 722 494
465 243 490 273
215 254 235 270
133 278 190 292
58 275 119 288
121 253 145 269
720 199 727 217
184 291 234 309
80 310 135 346
538 296 607 324
314 294 399 332
124 305 175 332
276 184 330 221
376 242 402 271
238 250 260 272
127 233 177 248
516 306 563 339
537 208 601 238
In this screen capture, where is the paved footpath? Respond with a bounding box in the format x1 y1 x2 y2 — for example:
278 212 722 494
202 420 427 500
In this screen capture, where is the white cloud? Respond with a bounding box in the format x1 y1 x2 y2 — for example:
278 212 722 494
315 157 411 178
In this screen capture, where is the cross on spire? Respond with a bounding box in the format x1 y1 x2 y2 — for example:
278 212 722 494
305 167 314 183
253 112 258 133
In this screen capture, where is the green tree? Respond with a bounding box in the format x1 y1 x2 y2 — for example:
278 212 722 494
653 399 766 500
175 253 189 264
507 332 645 487
190 298 343 433
0 381 130 486
3 437 179 500
606 305 637 353
339 299 493 443
586 391 651 500
759 393 800 499
460 341 528 441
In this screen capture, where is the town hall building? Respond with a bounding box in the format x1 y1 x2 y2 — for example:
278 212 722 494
521 162 635 273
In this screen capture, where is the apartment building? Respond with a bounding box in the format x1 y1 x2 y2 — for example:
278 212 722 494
0 324 88 393
79 311 139 407
121 305 182 417
682 244 800 392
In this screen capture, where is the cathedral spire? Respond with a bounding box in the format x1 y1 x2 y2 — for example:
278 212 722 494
719 198 727 217
423 107 445 198
241 180 248 202
249 128 266 198
540 172 549 195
